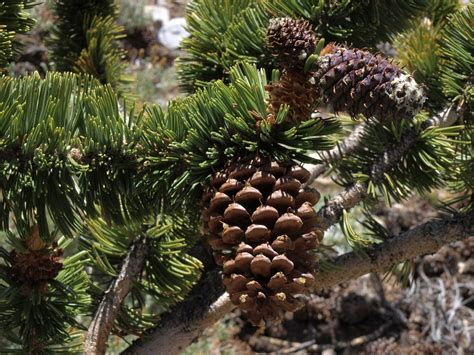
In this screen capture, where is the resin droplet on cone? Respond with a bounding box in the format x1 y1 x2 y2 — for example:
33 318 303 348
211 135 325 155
202 157 324 324
314 44 426 121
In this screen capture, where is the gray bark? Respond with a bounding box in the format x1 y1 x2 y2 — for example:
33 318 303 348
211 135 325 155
85 235 150 355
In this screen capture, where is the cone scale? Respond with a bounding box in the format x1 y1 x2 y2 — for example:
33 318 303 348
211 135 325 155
202 156 323 324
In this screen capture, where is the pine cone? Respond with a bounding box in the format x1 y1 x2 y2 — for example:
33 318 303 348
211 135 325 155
314 44 426 120
202 156 324 324
267 18 317 68
266 69 318 123
10 245 63 294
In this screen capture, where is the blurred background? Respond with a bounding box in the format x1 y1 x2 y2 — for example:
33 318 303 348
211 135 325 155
10 0 189 106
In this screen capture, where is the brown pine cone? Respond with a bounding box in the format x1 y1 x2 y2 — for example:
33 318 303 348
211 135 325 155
202 156 324 324
267 17 317 68
314 44 426 121
266 69 319 123
10 246 64 294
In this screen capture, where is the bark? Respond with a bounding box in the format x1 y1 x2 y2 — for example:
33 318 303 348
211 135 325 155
122 211 474 355
314 211 474 288
305 122 368 183
85 235 150 355
122 268 232 355
318 182 368 231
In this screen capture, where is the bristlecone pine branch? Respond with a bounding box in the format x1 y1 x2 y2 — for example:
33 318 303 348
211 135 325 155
202 156 323 325
314 44 426 120
85 234 150 355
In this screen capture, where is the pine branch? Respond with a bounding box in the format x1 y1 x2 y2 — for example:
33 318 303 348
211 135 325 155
305 122 369 183
122 210 474 355
0 0 35 70
74 15 129 89
315 210 474 287
318 182 369 231
316 121 428 230
308 106 461 231
48 0 117 72
121 265 230 355
305 106 459 189
85 234 150 355
370 129 420 184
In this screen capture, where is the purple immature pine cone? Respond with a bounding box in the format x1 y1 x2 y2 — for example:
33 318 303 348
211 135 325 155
314 44 426 121
267 17 317 68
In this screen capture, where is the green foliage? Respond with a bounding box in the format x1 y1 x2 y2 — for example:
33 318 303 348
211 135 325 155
177 0 265 92
143 63 340 207
81 213 202 335
393 3 473 198
394 22 445 111
393 0 463 112
448 139 474 194
178 0 428 92
339 210 373 254
48 0 121 84
0 0 36 71
424 0 461 25
266 0 428 47
74 15 131 89
333 116 464 204
439 5 473 124
0 73 142 237
0 28 13 70
221 3 271 70
0 239 90 353
437 6 474 194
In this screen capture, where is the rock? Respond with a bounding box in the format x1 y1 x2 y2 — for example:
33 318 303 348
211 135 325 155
144 5 170 25
158 17 188 50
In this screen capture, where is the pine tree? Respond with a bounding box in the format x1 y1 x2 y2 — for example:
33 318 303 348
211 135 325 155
0 1 472 354
0 0 35 71
48 0 130 90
